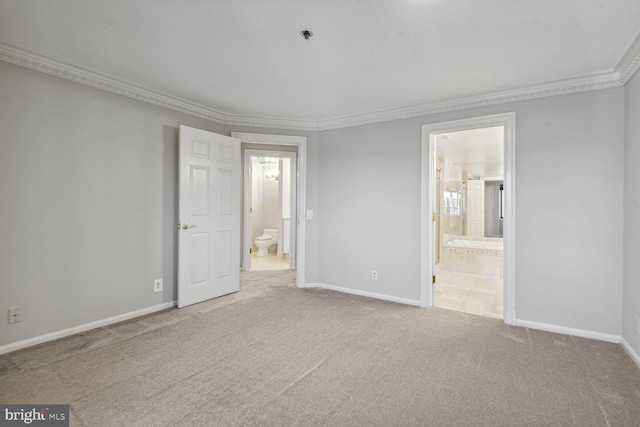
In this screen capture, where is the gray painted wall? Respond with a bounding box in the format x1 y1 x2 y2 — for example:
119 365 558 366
318 120 423 300
623 71 640 356
0 63 322 348
318 88 625 335
0 62 228 346
514 90 623 335
0 57 630 348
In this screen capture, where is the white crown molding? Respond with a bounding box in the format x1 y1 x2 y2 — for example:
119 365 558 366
231 132 307 145
316 73 622 131
0 42 227 124
0 41 633 133
0 42 319 131
225 114 318 132
616 30 640 84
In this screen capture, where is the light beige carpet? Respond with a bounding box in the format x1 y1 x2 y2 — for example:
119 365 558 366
1 270 639 426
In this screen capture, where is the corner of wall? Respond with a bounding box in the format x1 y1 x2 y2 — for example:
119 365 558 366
622 66 640 362
621 338 640 370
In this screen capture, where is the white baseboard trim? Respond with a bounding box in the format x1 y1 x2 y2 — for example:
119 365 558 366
305 283 421 307
296 282 315 289
621 338 640 370
516 319 621 343
503 309 517 326
0 301 176 355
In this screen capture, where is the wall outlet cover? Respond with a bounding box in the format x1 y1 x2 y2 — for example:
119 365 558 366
8 307 21 324
154 279 163 293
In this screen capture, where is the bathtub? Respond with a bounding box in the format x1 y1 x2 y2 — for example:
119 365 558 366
440 236 503 277
445 238 503 251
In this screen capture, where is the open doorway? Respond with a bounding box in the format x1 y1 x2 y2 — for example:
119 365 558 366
433 127 504 319
420 113 516 325
244 150 297 272
231 132 308 288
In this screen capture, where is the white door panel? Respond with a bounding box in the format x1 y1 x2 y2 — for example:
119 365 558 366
178 125 240 308
467 180 484 237
484 185 494 237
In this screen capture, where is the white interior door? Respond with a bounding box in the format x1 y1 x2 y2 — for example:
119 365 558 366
484 185 494 237
178 125 241 308
467 179 485 237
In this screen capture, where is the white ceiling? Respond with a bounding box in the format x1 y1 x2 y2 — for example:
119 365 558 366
1 0 640 125
437 126 504 178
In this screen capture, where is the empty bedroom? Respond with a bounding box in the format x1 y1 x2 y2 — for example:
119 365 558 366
1 1 640 426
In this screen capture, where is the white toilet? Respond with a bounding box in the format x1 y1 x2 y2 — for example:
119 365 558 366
255 228 278 256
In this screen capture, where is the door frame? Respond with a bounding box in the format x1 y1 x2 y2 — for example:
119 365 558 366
420 113 516 325
243 149 297 271
231 132 307 288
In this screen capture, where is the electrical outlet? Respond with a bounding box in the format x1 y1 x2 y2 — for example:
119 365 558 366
372 270 378 280
8 307 21 324
154 279 163 293
635 316 640 335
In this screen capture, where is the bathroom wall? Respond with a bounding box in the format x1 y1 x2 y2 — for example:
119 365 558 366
250 162 283 247
250 160 264 247
261 164 281 231
282 159 291 219
440 157 464 237
623 69 640 358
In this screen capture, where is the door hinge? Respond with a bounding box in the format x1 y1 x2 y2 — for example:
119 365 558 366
432 275 436 284
250 207 252 213
249 248 252 254
432 213 436 221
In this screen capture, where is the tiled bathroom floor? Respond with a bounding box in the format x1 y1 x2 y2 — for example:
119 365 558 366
249 253 290 271
434 270 503 319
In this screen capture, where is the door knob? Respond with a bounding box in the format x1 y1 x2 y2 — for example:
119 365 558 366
178 223 196 230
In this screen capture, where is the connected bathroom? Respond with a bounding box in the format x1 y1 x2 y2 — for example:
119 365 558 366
433 127 504 318
247 154 294 271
